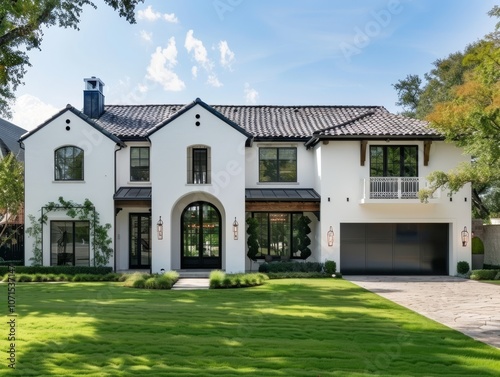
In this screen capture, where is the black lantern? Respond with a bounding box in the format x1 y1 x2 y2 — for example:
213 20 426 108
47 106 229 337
327 226 334 247
461 226 469 247
233 217 239 240
157 216 164 240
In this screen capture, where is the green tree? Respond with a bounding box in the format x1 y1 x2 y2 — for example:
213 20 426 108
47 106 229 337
418 7 500 216
0 0 144 117
0 153 24 248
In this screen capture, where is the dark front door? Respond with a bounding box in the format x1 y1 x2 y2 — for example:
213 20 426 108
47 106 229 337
130 214 151 269
181 202 221 269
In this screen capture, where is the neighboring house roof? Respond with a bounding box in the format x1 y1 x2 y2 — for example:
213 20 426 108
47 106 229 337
18 105 125 147
91 102 440 143
0 118 27 161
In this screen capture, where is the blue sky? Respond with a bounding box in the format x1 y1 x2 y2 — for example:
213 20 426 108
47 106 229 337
11 0 499 130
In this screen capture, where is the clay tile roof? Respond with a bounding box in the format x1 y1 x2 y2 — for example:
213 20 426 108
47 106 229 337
92 103 440 140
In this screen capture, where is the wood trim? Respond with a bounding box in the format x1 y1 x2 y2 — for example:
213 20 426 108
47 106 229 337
246 202 320 212
424 140 432 166
360 140 367 166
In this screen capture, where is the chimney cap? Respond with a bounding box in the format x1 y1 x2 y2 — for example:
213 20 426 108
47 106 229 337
84 77 105 92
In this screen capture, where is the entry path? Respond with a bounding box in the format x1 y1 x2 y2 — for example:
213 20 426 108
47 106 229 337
172 278 210 290
346 276 500 349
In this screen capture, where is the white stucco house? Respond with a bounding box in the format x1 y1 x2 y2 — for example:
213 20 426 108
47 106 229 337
20 78 471 275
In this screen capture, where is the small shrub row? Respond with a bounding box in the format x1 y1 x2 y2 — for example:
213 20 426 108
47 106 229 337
209 270 268 288
0 266 113 276
266 272 328 279
470 269 500 280
484 264 500 270
2 272 122 283
258 261 323 273
122 271 179 289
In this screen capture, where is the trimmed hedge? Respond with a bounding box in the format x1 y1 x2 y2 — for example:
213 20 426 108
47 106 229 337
122 271 179 289
0 266 113 276
484 264 500 270
209 270 268 288
2 272 122 283
470 269 500 280
258 261 323 273
266 272 329 279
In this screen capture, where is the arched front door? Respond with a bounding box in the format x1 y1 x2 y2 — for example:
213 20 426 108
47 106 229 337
181 202 221 269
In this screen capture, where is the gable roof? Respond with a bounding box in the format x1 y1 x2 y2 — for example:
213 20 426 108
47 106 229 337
18 105 125 147
0 118 27 162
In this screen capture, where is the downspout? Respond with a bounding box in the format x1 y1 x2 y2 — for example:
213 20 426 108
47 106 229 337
113 143 124 272
19 141 27 265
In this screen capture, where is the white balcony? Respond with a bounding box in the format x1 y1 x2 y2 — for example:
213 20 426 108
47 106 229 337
360 177 440 204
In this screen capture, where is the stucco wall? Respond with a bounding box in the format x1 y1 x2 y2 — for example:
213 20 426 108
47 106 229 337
472 220 500 267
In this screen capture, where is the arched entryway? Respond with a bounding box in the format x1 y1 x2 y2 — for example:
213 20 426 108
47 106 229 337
181 201 221 269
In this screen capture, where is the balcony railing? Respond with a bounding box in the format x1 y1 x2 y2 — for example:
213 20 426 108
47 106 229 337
361 177 440 202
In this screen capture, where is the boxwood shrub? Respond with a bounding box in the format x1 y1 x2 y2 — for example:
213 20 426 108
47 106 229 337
0 266 113 275
470 269 500 280
209 270 268 288
258 261 323 273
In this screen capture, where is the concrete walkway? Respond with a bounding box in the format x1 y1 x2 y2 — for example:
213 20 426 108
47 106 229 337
172 278 210 290
346 276 500 349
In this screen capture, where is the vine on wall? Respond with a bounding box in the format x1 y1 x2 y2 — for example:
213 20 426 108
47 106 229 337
25 197 113 267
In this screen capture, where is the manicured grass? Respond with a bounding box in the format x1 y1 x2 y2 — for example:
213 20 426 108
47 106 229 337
1 279 500 376
482 280 500 285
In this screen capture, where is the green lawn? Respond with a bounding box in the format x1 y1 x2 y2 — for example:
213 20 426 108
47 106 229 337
1 279 499 376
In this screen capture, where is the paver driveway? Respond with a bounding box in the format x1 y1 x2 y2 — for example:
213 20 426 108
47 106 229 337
346 276 500 349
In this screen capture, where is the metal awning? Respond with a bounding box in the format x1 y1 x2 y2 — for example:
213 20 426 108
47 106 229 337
245 188 320 202
114 187 152 201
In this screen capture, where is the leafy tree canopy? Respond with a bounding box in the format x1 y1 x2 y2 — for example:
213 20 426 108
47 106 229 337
0 153 24 247
0 0 144 118
413 6 500 218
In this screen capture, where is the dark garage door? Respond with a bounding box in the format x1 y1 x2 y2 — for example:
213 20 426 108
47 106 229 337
340 223 448 275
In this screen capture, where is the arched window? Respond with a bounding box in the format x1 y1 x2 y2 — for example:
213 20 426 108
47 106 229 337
55 146 84 181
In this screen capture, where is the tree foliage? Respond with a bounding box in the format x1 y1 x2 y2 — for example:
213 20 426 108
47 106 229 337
0 0 144 117
0 153 24 248
396 7 500 218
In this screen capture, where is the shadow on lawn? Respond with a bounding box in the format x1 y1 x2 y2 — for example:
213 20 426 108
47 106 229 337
4 280 500 376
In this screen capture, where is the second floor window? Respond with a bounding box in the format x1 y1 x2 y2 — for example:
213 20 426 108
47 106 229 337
192 148 208 184
55 146 84 181
259 147 297 182
370 146 418 177
130 147 150 181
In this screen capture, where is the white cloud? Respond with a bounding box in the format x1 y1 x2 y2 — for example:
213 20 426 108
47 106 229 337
207 75 223 88
12 94 59 131
219 40 235 69
244 83 259 104
185 30 223 88
137 6 178 23
139 30 153 42
146 37 185 91
185 30 211 70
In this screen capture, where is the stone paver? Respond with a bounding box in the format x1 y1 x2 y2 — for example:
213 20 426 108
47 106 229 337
346 276 500 349
172 278 210 290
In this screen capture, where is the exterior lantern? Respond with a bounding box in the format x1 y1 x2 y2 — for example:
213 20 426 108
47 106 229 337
327 226 334 247
461 226 469 247
233 217 239 240
157 216 164 240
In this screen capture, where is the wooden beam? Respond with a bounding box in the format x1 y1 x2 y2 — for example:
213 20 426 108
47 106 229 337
246 202 320 212
360 140 367 166
424 140 432 166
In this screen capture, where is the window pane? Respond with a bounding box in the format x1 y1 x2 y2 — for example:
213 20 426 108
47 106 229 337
193 149 208 184
386 146 401 177
259 147 297 182
55 146 84 180
50 221 89 266
279 148 297 182
370 146 384 177
254 213 269 257
130 147 150 181
269 213 291 257
403 146 418 177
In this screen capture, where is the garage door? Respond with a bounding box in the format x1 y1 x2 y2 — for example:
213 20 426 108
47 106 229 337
340 223 448 275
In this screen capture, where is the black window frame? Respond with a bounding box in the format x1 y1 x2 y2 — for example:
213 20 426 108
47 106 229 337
130 147 150 182
192 148 208 184
50 220 90 266
251 212 303 259
54 146 84 181
259 147 297 183
370 145 418 177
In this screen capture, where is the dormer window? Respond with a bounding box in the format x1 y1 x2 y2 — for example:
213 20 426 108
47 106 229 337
187 145 211 184
55 146 84 181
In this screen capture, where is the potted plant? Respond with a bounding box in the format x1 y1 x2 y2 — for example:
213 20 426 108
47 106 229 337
296 215 312 259
471 235 485 270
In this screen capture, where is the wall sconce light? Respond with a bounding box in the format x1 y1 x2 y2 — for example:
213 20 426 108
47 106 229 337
461 226 469 247
233 217 239 240
157 216 164 240
327 226 334 247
